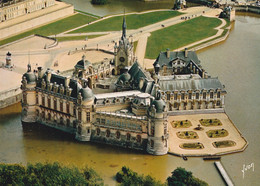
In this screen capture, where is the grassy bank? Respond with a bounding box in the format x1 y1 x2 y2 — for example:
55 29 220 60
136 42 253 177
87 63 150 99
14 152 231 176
70 10 183 33
0 14 96 46
145 16 222 59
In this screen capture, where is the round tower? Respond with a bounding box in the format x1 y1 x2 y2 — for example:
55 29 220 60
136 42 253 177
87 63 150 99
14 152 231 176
5 51 11 68
75 81 94 141
21 63 37 123
147 91 168 155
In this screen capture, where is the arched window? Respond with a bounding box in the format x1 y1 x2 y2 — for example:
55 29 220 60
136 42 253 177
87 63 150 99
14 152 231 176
106 130 110 138
42 111 45 119
136 135 141 143
36 110 39 117
66 119 70 126
96 128 101 136
48 113 51 121
116 131 120 139
60 117 63 125
151 140 154 148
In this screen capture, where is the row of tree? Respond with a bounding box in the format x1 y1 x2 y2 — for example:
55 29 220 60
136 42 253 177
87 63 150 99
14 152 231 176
116 166 209 186
0 162 208 186
0 162 103 185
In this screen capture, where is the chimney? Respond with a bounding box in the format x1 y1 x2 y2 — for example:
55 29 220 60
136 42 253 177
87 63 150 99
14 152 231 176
65 76 70 88
184 48 188 58
38 67 43 79
202 69 205 78
47 70 51 83
166 48 170 58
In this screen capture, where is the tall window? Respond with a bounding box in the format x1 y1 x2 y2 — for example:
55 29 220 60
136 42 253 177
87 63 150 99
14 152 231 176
96 128 101 136
48 98 51 108
116 131 120 139
106 130 110 137
136 135 141 143
151 126 155 136
151 140 154 148
78 111 82 121
127 133 131 141
60 102 63 112
167 93 170 100
23 93 27 104
174 93 177 100
36 95 38 104
188 93 192 99
54 100 57 110
196 93 199 99
42 96 45 106
86 112 90 122
66 103 70 114
203 92 206 99
181 93 185 100
217 92 220 98
210 92 213 99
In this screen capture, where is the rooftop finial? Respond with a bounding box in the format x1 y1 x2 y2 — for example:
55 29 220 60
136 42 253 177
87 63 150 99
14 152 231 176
121 9 126 40
27 51 31 72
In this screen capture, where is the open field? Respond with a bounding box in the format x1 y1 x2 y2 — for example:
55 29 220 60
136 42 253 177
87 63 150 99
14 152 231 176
70 11 183 33
0 14 96 46
145 16 222 59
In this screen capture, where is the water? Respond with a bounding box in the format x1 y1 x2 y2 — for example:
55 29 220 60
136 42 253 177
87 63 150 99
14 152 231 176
198 12 260 185
62 0 176 16
0 5 259 186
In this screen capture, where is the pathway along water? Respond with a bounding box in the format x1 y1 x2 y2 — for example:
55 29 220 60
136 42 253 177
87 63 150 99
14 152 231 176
0 11 259 186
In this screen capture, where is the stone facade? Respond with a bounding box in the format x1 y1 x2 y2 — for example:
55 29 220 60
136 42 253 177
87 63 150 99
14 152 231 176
73 55 115 89
0 0 55 22
113 16 134 75
21 19 227 156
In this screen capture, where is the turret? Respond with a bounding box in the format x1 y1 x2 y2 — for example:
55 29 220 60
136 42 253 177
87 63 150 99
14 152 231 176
75 81 94 141
21 63 37 123
5 51 11 68
147 91 168 155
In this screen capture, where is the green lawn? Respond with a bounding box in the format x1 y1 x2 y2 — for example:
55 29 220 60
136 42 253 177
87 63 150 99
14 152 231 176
56 34 106 42
145 16 222 59
0 14 96 46
70 10 183 33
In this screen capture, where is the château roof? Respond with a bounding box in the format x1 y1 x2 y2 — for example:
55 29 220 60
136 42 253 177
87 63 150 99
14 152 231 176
154 50 200 68
37 72 81 99
159 77 224 91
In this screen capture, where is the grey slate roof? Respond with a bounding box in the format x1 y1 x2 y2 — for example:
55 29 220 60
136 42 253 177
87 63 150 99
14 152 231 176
159 77 224 91
74 59 92 70
154 50 200 68
128 62 154 94
37 72 81 99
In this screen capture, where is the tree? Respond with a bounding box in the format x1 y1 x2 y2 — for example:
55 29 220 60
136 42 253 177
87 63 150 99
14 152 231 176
116 166 163 186
0 162 104 185
167 167 208 186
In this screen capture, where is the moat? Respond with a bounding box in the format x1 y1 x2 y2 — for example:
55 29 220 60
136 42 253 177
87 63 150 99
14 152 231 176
0 4 259 186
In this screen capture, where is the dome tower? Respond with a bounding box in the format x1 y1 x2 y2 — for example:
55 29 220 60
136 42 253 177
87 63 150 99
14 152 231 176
21 63 37 123
75 81 95 141
147 91 168 155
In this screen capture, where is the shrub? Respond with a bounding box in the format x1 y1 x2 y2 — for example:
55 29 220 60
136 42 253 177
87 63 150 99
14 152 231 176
116 166 163 186
91 0 108 5
0 162 103 185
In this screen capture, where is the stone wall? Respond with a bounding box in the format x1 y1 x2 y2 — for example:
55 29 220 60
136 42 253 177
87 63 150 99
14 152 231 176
0 2 74 40
235 5 260 14
0 86 22 109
